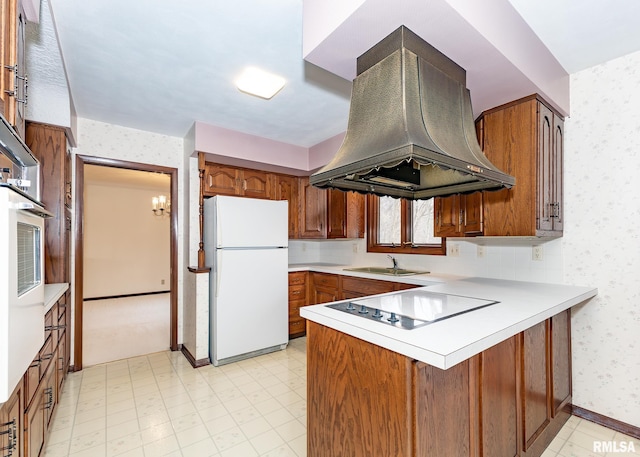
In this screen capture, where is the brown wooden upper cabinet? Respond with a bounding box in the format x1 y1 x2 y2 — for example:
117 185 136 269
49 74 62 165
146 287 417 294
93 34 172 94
202 164 364 240
434 192 483 237
26 122 71 284
434 94 564 238
274 174 299 238
298 177 327 238
298 177 364 239
1 0 26 138
203 163 273 199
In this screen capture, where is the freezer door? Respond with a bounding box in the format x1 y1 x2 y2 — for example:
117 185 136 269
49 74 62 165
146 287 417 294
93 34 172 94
213 196 288 248
211 248 288 363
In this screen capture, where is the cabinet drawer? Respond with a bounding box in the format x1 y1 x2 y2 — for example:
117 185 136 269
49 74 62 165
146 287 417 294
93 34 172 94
25 356 40 408
57 295 68 321
40 337 54 378
288 284 307 301
44 308 54 341
312 273 338 289
288 299 306 319
341 277 395 296
288 272 307 286
289 318 306 335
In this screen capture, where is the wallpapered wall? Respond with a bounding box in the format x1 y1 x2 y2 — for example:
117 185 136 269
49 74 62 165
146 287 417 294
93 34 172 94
563 50 640 427
72 119 185 343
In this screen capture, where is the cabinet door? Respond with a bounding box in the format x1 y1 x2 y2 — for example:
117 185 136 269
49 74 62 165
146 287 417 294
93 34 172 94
0 0 24 132
461 193 483 234
64 149 72 209
203 164 241 196
480 336 518 457
12 5 25 137
298 177 327 239
0 382 23 457
57 331 66 397
242 169 272 199
434 195 461 237
25 383 45 457
537 103 554 232
311 273 339 304
43 349 57 430
522 321 550 450
552 116 564 232
275 175 299 238
327 189 347 238
551 310 571 417
26 123 69 283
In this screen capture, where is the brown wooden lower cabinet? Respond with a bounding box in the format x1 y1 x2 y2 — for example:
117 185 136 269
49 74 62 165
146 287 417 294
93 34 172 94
340 276 397 299
310 273 339 305
0 381 23 457
290 272 421 338
0 291 70 457
307 309 572 457
289 271 309 338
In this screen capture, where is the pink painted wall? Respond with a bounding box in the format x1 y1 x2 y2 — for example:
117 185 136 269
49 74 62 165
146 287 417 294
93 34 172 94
192 122 345 176
194 122 311 175
309 132 345 171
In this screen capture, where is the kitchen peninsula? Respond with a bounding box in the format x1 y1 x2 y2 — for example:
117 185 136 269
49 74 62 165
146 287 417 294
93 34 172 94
300 276 597 457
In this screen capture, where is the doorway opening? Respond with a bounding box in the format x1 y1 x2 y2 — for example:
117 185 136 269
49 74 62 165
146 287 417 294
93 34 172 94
74 156 178 370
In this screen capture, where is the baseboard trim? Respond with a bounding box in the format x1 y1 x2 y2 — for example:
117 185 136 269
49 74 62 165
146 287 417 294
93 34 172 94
84 290 170 302
180 344 210 368
571 405 640 439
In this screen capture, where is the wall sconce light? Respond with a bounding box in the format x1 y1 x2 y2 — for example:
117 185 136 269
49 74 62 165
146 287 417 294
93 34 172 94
152 195 170 216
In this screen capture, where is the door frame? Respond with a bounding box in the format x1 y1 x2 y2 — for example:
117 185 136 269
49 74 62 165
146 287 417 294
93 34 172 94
74 155 179 371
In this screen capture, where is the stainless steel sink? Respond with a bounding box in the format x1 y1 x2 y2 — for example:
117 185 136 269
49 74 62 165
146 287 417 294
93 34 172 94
343 266 430 276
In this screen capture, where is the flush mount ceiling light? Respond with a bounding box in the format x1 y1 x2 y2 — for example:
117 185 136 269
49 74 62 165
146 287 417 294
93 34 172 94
235 67 286 100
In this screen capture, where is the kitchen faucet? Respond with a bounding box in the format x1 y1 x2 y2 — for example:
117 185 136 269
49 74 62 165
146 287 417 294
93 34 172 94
387 255 398 271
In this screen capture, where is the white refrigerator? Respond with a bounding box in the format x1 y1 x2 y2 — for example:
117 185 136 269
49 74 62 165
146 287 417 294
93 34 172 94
204 195 289 366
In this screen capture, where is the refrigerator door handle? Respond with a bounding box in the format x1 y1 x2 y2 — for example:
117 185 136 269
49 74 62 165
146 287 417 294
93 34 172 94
216 254 222 298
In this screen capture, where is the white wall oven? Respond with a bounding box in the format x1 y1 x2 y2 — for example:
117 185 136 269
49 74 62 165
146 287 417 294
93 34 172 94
0 184 51 403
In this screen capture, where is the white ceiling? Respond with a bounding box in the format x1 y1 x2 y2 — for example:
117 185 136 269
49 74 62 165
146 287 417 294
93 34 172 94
46 0 640 148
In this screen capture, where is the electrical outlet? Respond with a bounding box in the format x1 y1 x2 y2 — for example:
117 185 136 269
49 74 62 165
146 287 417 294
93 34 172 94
477 245 486 258
302 243 306 252
532 245 543 261
449 243 460 257
161 279 165 285
352 243 358 253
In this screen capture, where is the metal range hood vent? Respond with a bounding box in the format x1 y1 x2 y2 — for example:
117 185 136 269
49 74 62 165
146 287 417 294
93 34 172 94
310 26 515 200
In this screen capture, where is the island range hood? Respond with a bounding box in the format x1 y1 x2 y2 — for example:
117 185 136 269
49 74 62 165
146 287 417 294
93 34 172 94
310 26 515 200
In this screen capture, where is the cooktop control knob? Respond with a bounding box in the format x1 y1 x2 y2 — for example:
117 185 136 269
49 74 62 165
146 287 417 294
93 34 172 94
373 309 383 319
358 305 369 314
346 302 356 310
388 312 399 323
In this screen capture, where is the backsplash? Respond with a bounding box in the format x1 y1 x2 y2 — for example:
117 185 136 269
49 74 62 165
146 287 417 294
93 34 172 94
289 238 564 283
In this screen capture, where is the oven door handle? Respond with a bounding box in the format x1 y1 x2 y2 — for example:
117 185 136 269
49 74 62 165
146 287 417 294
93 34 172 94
16 202 54 218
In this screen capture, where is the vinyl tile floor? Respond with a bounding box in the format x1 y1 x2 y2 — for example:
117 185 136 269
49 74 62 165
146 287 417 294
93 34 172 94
43 337 638 457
